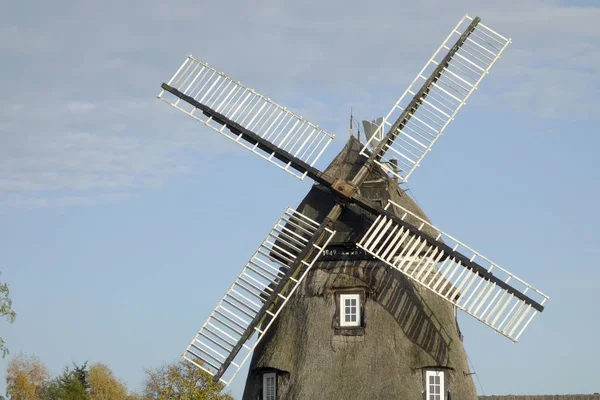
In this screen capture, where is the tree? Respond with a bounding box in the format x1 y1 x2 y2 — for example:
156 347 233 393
142 360 233 400
87 363 127 400
42 362 88 400
6 353 49 400
0 272 16 358
73 362 89 391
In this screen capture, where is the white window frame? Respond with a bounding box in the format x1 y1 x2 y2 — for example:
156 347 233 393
340 293 361 327
425 370 445 400
263 372 276 400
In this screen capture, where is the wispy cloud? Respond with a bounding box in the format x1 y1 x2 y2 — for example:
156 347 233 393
55 193 134 207
0 0 597 207
0 192 134 209
66 101 96 114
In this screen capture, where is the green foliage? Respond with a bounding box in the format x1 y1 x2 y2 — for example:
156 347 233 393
72 362 89 391
5 353 232 400
0 272 17 358
41 363 89 400
142 360 233 400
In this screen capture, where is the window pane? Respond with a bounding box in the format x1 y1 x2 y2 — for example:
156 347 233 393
425 371 444 400
340 294 361 327
264 374 276 400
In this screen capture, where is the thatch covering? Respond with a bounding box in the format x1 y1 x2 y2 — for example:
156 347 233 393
242 137 477 399
294 137 440 243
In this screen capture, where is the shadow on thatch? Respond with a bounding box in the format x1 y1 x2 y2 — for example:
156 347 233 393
373 266 453 366
320 260 454 366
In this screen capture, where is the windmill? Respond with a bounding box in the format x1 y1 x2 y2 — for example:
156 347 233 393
157 14 549 399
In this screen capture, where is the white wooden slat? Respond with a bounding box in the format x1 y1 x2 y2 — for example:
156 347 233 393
183 207 335 385
158 56 335 180
357 200 549 342
359 15 511 183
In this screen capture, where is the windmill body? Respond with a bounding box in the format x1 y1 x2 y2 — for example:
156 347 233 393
242 138 477 399
156 14 549 400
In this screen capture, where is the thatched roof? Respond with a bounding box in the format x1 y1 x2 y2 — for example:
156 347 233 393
294 137 456 296
242 137 477 400
296 136 440 244
243 263 476 399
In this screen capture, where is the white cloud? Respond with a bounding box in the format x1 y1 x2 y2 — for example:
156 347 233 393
0 192 135 209
55 193 134 207
66 101 96 114
0 0 597 207
0 196 49 209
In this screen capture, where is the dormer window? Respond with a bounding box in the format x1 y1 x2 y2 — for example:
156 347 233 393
334 290 365 335
340 293 361 327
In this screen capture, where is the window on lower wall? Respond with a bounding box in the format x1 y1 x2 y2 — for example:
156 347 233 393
425 370 445 400
262 372 276 400
340 293 361 327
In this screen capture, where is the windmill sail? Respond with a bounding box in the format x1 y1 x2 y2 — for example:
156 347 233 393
360 15 511 183
184 207 335 385
158 56 335 180
362 117 384 148
156 13 550 391
357 200 549 342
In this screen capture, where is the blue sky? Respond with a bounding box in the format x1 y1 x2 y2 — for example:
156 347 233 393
1 0 599 398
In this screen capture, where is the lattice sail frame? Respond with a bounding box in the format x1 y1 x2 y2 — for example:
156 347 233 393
360 14 511 183
158 55 335 179
154 13 551 388
184 208 335 385
357 200 549 342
